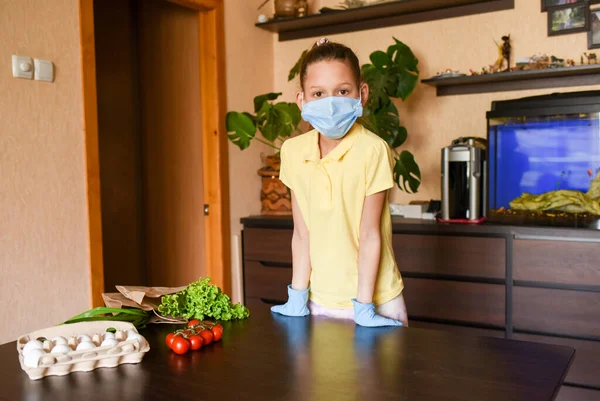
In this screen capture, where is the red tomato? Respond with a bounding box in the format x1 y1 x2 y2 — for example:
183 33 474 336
165 332 176 348
211 325 223 342
199 329 213 345
187 319 201 328
189 335 204 351
171 336 190 355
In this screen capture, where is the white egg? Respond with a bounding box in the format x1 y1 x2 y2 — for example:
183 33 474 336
126 333 148 348
126 329 138 338
50 344 72 354
100 338 119 347
76 341 96 351
51 336 68 346
23 348 46 368
22 340 44 356
103 332 115 340
77 334 92 343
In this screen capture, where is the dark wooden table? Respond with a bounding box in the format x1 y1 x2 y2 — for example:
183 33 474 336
0 305 574 401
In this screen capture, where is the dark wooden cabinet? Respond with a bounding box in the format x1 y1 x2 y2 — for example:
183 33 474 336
241 216 600 399
393 234 506 279
513 286 600 338
403 278 505 327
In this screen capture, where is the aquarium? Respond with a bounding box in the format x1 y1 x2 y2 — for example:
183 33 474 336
487 91 600 215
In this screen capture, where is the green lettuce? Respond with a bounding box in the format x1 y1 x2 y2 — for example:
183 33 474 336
157 278 250 321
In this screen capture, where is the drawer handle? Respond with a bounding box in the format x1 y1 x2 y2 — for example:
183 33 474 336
258 261 292 268
514 234 600 243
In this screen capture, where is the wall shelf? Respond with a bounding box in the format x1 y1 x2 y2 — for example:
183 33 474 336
256 0 514 42
421 64 600 96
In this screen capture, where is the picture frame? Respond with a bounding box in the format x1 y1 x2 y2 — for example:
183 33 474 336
589 7 600 49
541 0 586 12
547 3 589 36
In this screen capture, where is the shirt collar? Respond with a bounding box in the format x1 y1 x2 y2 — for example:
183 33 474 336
303 123 361 163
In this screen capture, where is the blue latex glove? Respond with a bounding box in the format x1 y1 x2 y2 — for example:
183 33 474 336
352 298 403 327
271 285 310 317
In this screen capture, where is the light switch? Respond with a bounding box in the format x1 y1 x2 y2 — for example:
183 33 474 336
12 55 34 80
34 59 54 83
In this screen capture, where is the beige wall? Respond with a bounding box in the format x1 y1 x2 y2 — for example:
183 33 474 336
274 0 600 204
0 0 91 343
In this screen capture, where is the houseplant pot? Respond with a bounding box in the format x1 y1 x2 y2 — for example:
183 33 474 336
258 155 291 215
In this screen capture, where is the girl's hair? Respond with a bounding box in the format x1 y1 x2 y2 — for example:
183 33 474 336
299 38 361 90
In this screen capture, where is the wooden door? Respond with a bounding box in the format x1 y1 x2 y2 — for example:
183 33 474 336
138 0 206 286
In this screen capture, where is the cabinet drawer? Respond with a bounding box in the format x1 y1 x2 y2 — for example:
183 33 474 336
243 260 291 302
513 333 600 388
556 386 600 401
403 278 505 327
243 228 293 264
393 234 505 279
513 287 600 338
514 239 600 287
409 320 505 338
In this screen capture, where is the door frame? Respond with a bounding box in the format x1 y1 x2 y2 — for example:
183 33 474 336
78 0 230 307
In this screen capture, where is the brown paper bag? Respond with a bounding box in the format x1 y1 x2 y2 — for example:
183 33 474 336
102 285 188 324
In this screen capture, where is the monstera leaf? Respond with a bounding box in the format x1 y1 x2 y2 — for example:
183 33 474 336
387 38 419 99
362 38 419 112
360 100 407 149
274 102 301 134
226 111 256 150
393 150 421 193
288 50 308 82
261 107 289 142
254 92 282 113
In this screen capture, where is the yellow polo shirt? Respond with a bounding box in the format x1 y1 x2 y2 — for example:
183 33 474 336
279 123 404 308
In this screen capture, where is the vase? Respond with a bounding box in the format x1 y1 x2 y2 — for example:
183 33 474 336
274 0 296 18
257 155 292 215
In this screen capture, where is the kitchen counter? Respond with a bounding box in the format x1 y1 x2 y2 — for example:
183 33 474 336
0 306 574 401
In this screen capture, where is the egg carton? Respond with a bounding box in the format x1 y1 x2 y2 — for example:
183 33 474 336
16 321 150 380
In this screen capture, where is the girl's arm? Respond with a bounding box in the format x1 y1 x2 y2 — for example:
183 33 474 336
356 190 386 304
270 191 311 317
291 190 311 290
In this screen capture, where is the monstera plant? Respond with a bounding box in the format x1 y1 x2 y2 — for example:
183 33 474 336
226 37 421 194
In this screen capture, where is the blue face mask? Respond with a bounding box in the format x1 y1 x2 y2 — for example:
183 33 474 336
301 94 363 140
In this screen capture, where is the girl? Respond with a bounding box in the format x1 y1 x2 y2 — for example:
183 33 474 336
271 38 408 327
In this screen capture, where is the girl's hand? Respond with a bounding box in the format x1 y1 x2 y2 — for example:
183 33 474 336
271 285 310 317
352 299 403 327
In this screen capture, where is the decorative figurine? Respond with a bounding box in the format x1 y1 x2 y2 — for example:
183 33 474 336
493 35 511 72
584 52 598 64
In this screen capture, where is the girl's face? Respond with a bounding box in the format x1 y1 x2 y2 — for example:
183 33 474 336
296 60 369 108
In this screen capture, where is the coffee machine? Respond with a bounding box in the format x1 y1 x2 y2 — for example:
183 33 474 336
440 137 487 223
